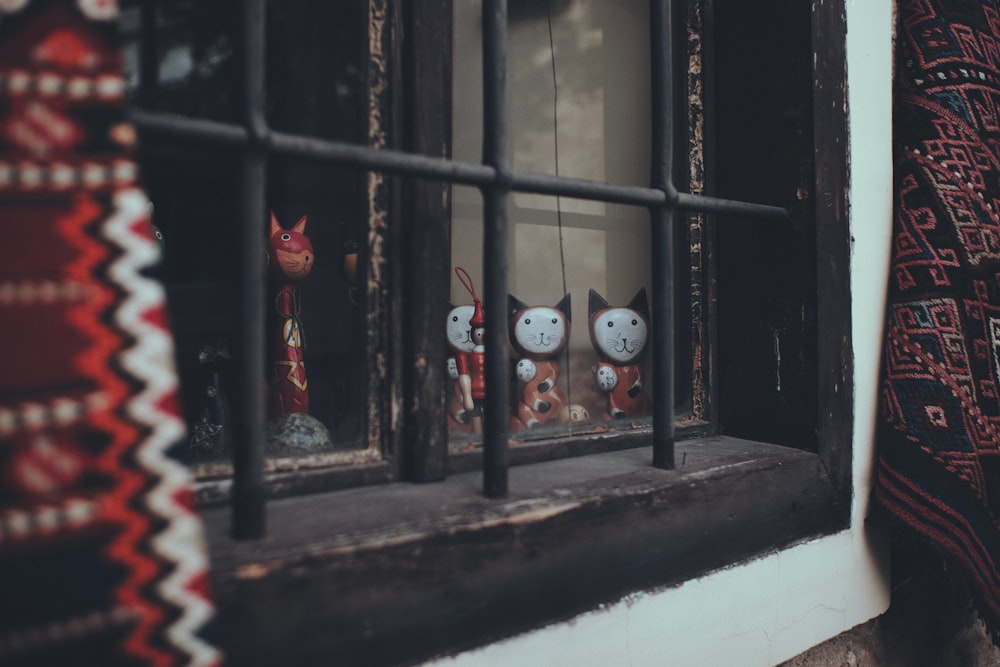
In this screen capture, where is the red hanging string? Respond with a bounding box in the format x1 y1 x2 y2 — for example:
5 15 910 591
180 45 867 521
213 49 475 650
455 266 479 304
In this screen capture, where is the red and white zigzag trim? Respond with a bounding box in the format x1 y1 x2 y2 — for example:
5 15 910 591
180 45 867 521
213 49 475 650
103 188 221 667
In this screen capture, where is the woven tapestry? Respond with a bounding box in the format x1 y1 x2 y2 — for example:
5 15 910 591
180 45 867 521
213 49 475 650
874 0 1000 639
0 0 220 665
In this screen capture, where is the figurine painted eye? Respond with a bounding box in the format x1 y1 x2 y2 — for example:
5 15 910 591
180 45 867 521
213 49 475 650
524 318 531 325
281 233 291 241
607 321 614 327
551 318 558 324
452 316 459 322
632 319 638 325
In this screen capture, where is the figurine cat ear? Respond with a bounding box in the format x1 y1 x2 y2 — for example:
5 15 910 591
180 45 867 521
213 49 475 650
628 287 650 320
508 294 528 319
588 289 609 320
269 212 309 235
554 293 571 323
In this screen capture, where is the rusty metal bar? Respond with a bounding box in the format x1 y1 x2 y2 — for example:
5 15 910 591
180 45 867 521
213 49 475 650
231 0 268 540
130 112 788 220
481 0 510 498
650 0 675 470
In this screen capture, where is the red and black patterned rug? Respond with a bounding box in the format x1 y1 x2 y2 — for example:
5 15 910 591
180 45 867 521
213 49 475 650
875 0 1000 640
0 0 219 664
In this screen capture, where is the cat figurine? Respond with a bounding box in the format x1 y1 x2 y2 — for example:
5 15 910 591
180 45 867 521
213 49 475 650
589 287 652 420
446 303 476 432
508 293 571 429
267 212 314 417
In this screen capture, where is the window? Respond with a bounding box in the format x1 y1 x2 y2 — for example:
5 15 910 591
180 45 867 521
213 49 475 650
124 0 851 663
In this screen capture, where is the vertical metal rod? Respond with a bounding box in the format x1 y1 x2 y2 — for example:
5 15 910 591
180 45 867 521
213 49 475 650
481 0 511 497
231 0 268 539
650 0 676 469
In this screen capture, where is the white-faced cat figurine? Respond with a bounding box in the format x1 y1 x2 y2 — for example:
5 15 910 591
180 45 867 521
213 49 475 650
508 293 571 429
589 287 652 420
446 303 476 433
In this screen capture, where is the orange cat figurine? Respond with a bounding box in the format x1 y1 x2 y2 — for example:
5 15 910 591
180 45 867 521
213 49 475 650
508 293 571 429
589 287 652 420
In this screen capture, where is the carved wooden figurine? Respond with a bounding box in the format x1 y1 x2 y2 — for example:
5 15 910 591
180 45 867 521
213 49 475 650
508 293 571 429
453 267 485 433
446 302 476 433
267 212 314 417
589 287 652 420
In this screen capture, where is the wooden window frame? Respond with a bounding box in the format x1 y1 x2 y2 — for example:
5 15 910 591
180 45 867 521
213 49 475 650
129 0 851 663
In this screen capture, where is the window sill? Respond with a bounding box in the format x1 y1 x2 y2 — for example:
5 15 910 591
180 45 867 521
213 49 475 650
201 435 848 666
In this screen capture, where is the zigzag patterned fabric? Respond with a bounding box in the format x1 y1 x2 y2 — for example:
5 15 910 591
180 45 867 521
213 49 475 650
0 0 220 664
874 0 1000 639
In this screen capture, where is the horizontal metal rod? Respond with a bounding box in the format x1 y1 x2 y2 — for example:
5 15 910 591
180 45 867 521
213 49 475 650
131 109 249 146
270 131 495 186
130 110 789 221
676 192 789 220
509 170 669 207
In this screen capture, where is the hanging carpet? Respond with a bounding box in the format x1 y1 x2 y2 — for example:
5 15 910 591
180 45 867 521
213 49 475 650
0 0 220 665
874 0 1000 640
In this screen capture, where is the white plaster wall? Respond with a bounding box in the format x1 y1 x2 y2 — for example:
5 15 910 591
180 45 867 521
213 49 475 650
428 1 895 665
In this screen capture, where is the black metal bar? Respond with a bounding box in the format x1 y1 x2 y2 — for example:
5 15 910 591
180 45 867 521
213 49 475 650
510 170 665 206
131 110 250 146
676 191 787 219
273 131 495 186
650 0 675 470
231 0 267 540
481 0 510 498
130 112 789 221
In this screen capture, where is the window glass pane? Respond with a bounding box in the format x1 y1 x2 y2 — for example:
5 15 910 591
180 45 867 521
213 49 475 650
123 2 370 464
120 0 240 121
450 0 653 445
265 158 367 453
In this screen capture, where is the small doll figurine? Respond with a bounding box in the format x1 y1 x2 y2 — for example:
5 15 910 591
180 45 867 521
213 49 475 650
589 287 652 420
267 211 314 417
453 267 485 433
508 293 571 429
445 302 476 432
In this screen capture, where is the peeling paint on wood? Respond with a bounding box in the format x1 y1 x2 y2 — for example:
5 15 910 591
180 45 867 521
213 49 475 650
687 0 708 421
366 0 392 458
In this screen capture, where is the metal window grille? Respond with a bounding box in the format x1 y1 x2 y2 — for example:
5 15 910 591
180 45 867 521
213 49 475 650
131 0 787 539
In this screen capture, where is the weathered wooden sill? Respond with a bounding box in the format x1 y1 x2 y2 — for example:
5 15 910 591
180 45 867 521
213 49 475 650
201 435 848 666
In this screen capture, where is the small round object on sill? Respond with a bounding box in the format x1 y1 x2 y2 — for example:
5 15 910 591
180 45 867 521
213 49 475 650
266 413 334 454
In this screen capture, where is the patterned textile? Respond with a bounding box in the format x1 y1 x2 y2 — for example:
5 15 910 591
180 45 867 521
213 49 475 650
874 0 1000 639
0 1 220 665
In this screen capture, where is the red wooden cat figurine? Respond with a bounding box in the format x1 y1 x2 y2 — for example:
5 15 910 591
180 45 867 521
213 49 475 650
508 293 571 429
267 211 314 417
589 287 652 420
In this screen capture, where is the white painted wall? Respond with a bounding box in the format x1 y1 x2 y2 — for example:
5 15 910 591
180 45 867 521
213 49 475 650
429 1 895 665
